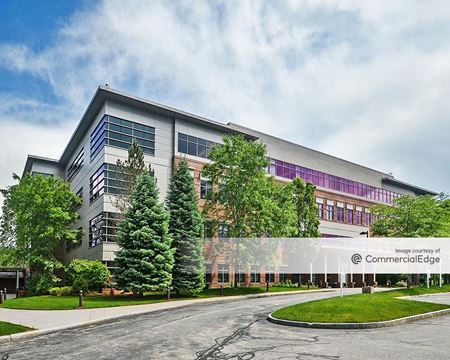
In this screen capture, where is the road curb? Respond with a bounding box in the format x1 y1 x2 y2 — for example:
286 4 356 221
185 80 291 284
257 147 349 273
267 307 450 329
0 288 334 344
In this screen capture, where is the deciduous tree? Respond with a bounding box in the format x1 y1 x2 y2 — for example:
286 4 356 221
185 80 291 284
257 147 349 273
290 178 320 237
372 194 450 237
0 173 81 294
372 194 450 285
202 135 298 283
202 134 295 237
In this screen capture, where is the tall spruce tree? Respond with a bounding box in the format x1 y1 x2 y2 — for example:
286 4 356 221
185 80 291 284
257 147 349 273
114 140 146 214
114 169 174 295
167 159 205 295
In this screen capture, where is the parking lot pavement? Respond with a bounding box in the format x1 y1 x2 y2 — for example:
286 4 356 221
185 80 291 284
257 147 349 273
402 292 450 305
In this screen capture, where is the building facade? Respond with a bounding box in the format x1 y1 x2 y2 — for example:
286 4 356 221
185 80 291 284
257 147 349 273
23 85 436 287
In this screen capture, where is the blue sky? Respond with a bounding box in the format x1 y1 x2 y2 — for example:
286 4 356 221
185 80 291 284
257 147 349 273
0 1 83 103
0 0 449 197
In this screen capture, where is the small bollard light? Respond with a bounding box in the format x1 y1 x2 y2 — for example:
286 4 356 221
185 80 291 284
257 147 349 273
167 287 171 300
266 281 269 292
79 290 84 308
0 290 4 305
220 285 224 296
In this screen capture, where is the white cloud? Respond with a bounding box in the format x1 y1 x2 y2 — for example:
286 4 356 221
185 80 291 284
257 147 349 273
0 116 74 214
0 0 449 195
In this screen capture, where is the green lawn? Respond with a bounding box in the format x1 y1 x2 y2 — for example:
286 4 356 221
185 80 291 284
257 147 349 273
0 285 311 310
0 321 32 336
272 285 450 323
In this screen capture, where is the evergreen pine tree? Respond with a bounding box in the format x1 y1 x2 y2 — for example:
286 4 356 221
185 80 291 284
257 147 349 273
167 159 205 295
115 169 174 295
114 140 146 214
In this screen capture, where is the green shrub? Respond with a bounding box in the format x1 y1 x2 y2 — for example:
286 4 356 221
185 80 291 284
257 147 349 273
49 286 73 296
377 274 408 286
66 259 110 293
48 287 58 296
273 280 297 288
27 272 60 296
72 277 90 293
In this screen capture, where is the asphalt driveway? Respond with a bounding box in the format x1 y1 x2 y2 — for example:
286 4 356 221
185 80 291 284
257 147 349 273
0 289 449 360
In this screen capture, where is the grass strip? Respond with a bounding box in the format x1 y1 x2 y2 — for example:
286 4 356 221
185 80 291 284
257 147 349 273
0 285 311 310
272 285 450 323
0 321 32 336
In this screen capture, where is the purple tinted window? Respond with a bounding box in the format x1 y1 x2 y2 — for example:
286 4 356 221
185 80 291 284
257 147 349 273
269 158 400 204
365 212 371 226
346 209 353 224
337 207 344 222
276 165 283 177
356 211 363 225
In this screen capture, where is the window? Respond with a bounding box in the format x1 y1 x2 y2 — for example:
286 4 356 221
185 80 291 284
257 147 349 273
102 260 118 275
204 220 214 238
346 208 353 224
67 147 84 182
218 263 229 283
200 179 212 199
90 163 131 203
31 172 53 178
337 206 344 222
365 212 371 226
75 187 83 210
104 163 130 195
218 223 229 238
67 227 82 251
90 118 107 161
178 133 217 158
90 165 105 203
279 265 288 282
89 213 104 248
317 203 323 219
205 263 212 284
265 266 275 283
268 158 401 204
327 205 334 221
356 211 363 225
104 212 121 241
250 265 261 283
89 212 120 248
235 265 246 284
90 115 155 161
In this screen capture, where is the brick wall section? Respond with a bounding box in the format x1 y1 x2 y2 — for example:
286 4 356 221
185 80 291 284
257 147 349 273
175 156 378 288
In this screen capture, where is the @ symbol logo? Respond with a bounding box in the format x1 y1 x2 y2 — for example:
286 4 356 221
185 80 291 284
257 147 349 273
351 253 362 265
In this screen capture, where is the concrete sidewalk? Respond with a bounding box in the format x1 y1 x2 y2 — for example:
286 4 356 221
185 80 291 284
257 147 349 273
0 288 336 331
